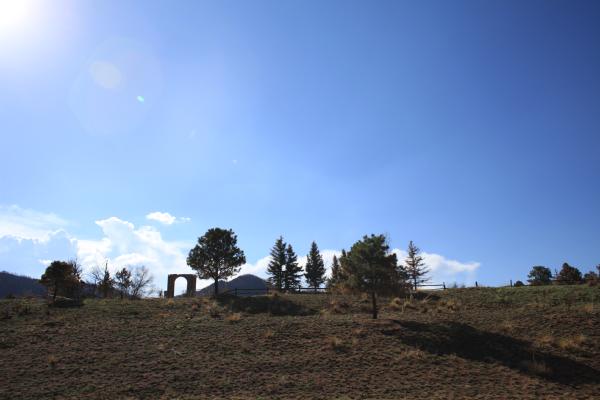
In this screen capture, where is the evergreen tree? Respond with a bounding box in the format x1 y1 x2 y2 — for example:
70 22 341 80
284 244 303 291
527 266 552 286
40 260 79 302
267 236 287 290
327 254 342 288
405 241 429 290
304 241 326 291
555 263 583 285
187 228 246 297
341 234 401 319
98 263 114 298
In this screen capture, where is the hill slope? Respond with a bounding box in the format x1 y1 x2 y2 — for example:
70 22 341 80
1 286 599 399
0 271 46 298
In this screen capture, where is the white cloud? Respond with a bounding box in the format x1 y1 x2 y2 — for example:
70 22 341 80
0 204 68 240
77 217 194 289
392 248 480 286
146 211 190 225
0 231 78 278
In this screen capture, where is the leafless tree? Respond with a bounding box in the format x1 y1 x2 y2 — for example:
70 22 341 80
130 266 154 299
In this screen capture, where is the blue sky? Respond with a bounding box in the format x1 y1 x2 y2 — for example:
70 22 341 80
1 0 599 291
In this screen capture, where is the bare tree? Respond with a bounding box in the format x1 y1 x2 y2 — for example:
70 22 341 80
130 266 154 299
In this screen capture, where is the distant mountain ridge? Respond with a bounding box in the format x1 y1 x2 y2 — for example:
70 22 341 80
195 274 270 296
0 271 46 298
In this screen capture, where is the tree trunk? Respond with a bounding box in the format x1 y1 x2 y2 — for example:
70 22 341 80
371 291 378 319
214 277 219 297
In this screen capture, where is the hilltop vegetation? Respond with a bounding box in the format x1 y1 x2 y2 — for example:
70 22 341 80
1 286 599 399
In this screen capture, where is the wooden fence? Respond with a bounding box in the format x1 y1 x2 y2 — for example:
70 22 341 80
219 283 449 297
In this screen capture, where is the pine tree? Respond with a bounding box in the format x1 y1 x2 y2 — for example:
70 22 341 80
327 254 342 288
267 236 287 290
341 234 400 319
40 260 79 303
98 263 115 298
304 241 326 291
283 244 303 292
405 241 429 290
187 228 246 297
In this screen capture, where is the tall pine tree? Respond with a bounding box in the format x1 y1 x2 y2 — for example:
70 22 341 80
283 244 303 291
405 240 429 290
267 236 287 290
304 241 326 291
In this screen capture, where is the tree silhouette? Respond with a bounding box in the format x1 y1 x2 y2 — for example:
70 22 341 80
304 241 326 291
187 228 246 297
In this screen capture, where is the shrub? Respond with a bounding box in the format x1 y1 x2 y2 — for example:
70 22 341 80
514 280 525 287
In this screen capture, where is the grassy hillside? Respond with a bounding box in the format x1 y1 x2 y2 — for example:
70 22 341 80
1 286 599 399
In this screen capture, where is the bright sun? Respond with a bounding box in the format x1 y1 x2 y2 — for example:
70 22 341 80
0 0 35 38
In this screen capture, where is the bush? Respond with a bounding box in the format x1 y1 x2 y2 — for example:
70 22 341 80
514 281 525 287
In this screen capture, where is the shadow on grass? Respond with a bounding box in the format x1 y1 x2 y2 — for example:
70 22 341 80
216 294 316 316
381 320 599 386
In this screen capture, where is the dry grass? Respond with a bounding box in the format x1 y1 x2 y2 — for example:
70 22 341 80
47 355 58 369
397 348 426 360
499 320 516 334
557 334 587 351
520 360 552 376
581 303 596 314
0 287 599 399
325 336 347 352
263 328 275 339
389 297 404 311
225 312 242 323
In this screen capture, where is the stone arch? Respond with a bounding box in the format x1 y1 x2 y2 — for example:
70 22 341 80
166 274 197 298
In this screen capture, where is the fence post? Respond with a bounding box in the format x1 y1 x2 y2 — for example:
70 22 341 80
475 281 478 288
443 282 446 290
510 279 513 287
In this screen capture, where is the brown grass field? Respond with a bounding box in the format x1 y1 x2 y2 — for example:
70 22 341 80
1 286 599 399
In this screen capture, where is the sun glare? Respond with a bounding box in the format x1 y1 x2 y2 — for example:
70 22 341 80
0 0 35 38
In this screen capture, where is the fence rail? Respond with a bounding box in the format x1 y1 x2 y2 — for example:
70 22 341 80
217 283 450 297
